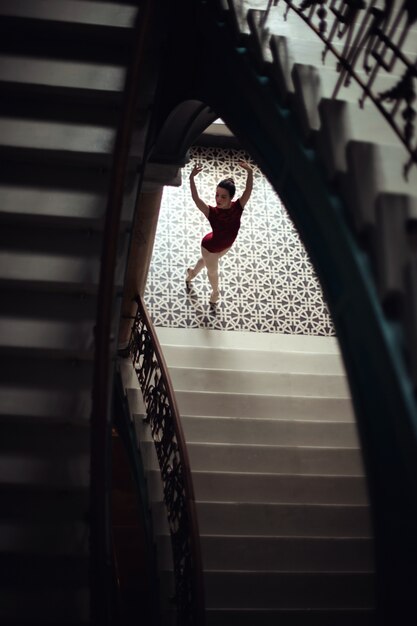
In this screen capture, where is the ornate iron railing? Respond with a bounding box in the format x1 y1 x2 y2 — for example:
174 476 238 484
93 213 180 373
128 294 205 626
245 0 417 176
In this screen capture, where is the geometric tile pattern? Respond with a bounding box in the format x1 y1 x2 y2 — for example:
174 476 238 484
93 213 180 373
144 146 335 335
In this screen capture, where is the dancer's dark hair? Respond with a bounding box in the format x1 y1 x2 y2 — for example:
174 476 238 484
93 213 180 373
218 177 235 198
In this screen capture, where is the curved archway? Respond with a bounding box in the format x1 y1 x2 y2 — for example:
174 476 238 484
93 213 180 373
145 2 417 621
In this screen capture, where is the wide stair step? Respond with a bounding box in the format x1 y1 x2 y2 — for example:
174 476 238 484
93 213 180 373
124 326 375 622
0 1 143 622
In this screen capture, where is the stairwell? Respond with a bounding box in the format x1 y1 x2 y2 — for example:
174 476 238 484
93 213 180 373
122 326 375 625
0 1 145 622
1 0 416 622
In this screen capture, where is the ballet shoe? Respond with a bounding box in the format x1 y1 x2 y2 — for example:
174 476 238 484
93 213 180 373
209 290 220 304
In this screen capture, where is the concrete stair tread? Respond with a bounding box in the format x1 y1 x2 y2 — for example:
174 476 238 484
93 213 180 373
203 570 374 609
0 0 136 29
160 570 374 609
148 469 370 506
0 55 126 94
176 414 361 447
0 482 89 520
204 607 375 626
157 533 374 572
0 588 89 621
269 33 406 103
292 63 402 134
344 141 417 234
161 343 345 374
169 365 349 397
156 325 342 354
0 520 89 557
0 354 93 419
0 416 89 456
142 439 364 476
317 98 402 178
0 233 125 288
0 317 95 356
174 389 355 421
0 553 88 586
0 163 136 225
0 388 92 420
0 451 89 489
0 251 101 286
0 117 145 165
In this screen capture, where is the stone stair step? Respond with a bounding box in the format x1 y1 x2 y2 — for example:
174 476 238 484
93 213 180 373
161 343 345 374
141 440 365 476
149 470 369 507
161 570 374 609
0 287 97 355
0 520 89 558
269 34 405 104
0 54 126 100
0 0 136 32
0 317 95 357
0 483 89 524
177 415 361 447
291 61 401 141
157 534 374 572
0 588 89 622
0 222 126 289
204 607 375 626
156 326 342 354
0 116 143 167
0 452 89 489
0 417 89 456
0 162 136 226
169 366 349 397
174 389 355 421
344 141 417 234
317 99 401 179
0 553 88 586
0 356 93 419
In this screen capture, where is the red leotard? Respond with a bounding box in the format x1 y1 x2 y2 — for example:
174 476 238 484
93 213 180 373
201 199 243 253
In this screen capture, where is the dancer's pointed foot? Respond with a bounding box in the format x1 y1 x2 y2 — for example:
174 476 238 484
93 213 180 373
186 268 195 283
209 290 220 305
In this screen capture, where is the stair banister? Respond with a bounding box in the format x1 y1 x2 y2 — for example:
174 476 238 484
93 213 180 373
128 293 205 626
254 0 417 175
90 1 155 623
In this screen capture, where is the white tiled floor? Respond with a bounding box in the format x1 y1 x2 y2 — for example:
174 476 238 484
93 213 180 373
145 146 334 336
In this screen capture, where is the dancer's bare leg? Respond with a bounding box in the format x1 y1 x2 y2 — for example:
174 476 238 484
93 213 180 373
201 246 231 303
186 257 205 282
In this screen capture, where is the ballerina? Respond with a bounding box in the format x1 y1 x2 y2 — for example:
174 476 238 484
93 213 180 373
187 160 253 304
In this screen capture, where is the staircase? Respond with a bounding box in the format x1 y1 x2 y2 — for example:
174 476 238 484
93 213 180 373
0 1 144 622
123 326 375 625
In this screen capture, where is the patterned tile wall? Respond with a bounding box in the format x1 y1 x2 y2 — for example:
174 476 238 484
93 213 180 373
144 146 334 336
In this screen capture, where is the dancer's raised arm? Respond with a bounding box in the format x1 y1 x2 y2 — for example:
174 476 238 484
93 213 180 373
239 161 253 208
189 165 209 217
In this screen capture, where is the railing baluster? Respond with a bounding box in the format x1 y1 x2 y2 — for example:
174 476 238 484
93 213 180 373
258 0 417 175
128 294 205 626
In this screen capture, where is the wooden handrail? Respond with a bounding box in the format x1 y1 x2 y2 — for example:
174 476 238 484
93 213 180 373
129 293 206 626
90 0 155 623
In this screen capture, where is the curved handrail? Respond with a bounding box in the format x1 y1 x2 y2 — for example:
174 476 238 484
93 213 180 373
128 293 205 626
254 0 417 176
90 0 154 623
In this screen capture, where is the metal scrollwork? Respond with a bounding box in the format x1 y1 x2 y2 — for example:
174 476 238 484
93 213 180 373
263 0 417 175
128 296 204 625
